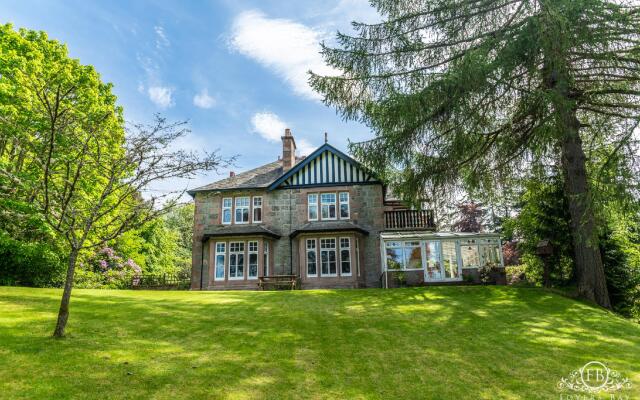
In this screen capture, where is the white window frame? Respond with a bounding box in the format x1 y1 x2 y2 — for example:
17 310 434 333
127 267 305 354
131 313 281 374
248 241 258 279
320 238 337 277
306 239 318 277
308 194 318 221
320 193 337 220
228 241 245 280
384 241 423 271
340 237 352 276
222 198 232 225
234 197 250 224
214 242 226 281
263 242 269 277
252 196 262 223
339 192 350 220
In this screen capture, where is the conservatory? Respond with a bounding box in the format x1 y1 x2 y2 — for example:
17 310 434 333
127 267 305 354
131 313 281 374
379 232 504 288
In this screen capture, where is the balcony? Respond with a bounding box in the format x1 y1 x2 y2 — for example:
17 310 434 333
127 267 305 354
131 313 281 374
384 210 435 231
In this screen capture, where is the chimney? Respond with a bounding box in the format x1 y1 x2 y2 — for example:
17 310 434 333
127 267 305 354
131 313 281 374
281 128 296 171
229 171 235 178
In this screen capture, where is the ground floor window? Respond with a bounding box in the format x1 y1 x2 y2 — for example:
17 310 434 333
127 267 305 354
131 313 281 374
248 241 258 279
215 242 225 280
340 238 351 276
307 239 317 277
229 242 244 279
383 236 503 282
385 241 422 270
320 238 337 276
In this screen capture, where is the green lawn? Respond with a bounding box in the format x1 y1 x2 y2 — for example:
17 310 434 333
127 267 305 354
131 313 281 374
0 286 638 400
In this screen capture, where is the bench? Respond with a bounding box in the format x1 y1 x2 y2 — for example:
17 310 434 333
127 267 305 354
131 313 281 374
258 275 298 290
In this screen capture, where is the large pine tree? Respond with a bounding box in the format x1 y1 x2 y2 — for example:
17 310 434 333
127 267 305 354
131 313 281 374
311 0 640 308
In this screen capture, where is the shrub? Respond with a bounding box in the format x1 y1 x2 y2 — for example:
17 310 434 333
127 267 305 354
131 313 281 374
76 247 141 289
0 231 65 287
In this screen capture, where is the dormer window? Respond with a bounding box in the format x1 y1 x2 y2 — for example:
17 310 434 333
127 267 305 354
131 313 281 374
320 193 337 220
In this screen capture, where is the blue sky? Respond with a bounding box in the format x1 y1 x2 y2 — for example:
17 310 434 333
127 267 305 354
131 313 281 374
1 0 380 192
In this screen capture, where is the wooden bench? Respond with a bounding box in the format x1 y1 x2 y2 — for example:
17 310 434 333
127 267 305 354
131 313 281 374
258 275 297 290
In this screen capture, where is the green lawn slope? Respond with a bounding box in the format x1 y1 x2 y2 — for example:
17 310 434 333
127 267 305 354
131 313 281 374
0 286 638 399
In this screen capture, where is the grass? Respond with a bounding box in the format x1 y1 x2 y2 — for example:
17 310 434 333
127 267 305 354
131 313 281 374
0 286 638 400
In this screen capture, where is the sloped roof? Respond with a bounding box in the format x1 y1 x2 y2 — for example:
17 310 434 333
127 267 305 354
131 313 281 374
188 142 381 195
188 160 284 195
202 225 281 240
290 220 370 238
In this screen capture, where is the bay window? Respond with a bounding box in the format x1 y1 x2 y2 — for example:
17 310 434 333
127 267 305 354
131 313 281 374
248 241 258 279
340 237 351 276
229 242 244 279
306 239 317 277
214 242 225 280
320 238 337 276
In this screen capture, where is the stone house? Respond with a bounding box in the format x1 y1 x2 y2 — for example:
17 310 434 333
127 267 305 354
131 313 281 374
189 129 504 290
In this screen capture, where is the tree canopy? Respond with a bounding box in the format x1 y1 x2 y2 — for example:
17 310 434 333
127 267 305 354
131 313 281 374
311 0 640 308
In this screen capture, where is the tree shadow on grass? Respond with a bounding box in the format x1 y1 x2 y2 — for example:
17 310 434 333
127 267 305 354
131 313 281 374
0 286 638 399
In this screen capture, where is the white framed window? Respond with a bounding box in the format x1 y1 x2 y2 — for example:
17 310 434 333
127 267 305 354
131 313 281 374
248 241 258 279
320 193 337 220
263 242 269 277
234 197 250 224
214 242 225 280
339 192 350 219
252 196 262 223
229 241 245 279
320 238 337 276
340 237 351 276
308 194 318 221
306 239 317 277
385 241 422 271
222 198 232 224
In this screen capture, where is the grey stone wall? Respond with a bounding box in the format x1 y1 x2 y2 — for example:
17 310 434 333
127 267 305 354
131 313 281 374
190 183 386 288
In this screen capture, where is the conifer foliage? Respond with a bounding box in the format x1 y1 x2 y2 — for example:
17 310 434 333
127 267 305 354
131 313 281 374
311 0 640 308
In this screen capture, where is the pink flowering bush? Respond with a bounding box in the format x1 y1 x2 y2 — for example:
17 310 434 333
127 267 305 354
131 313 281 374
75 247 141 289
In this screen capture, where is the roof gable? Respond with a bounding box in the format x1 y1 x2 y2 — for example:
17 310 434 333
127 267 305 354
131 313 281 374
267 143 379 191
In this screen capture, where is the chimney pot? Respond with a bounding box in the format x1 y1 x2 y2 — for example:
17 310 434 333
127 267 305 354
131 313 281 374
229 171 235 178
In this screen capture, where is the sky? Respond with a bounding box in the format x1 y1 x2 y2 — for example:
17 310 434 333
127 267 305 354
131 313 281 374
0 0 381 194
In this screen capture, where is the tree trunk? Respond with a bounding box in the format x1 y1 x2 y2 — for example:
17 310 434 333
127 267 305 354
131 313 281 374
559 108 611 309
53 247 79 337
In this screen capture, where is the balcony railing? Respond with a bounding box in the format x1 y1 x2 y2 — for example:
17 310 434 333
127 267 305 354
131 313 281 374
384 210 435 230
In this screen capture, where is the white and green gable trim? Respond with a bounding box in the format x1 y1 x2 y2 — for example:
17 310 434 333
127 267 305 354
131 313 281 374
268 143 380 190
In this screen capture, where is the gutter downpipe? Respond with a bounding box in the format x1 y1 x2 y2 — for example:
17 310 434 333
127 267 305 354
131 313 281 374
200 238 205 290
289 188 293 275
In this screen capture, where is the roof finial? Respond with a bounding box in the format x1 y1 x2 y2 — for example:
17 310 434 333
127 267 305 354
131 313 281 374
324 132 328 144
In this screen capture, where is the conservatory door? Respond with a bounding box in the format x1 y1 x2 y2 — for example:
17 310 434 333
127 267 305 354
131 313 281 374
423 241 443 282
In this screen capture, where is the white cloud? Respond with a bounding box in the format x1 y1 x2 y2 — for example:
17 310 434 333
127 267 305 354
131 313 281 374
154 25 170 49
251 111 287 142
296 138 316 156
193 89 217 109
147 86 174 109
229 10 337 100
